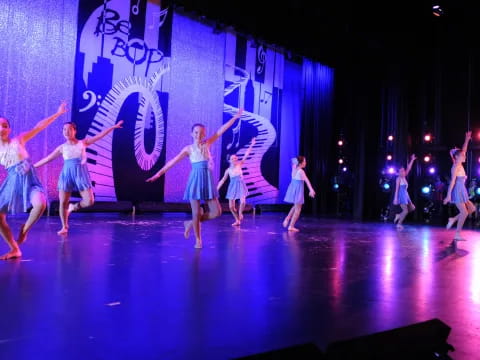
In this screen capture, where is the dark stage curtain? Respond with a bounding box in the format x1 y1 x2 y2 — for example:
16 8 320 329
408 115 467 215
300 59 335 214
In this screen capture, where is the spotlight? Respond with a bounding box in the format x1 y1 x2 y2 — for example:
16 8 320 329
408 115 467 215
342 166 347 172
476 187 480 196
338 140 344 146
428 166 436 174
421 185 431 195
379 177 391 192
387 166 396 175
386 154 393 161
333 183 340 191
387 135 394 141
423 155 431 163
432 5 444 17
338 158 344 164
424 134 432 142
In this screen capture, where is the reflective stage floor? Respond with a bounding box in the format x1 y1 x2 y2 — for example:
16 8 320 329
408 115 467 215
1 213 479 359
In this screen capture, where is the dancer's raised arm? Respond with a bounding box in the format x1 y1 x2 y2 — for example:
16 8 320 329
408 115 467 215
206 108 243 145
84 120 123 146
18 101 68 144
146 146 190 182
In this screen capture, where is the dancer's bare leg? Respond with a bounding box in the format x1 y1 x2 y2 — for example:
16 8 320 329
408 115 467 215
238 196 246 222
58 190 71 235
288 204 303 232
454 201 475 240
17 191 47 245
0 213 21 260
189 200 203 248
69 188 94 214
396 204 409 228
283 206 295 228
229 199 240 226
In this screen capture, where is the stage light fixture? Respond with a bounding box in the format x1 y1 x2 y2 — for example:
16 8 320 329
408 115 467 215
428 166 436 174
423 155 431 163
387 166 396 175
342 166 347 172
383 183 391 191
476 187 480 196
387 135 394 141
333 183 340 191
338 140 344 146
421 185 431 195
424 134 432 142
338 158 344 164
379 177 391 192
432 5 444 16
386 154 393 161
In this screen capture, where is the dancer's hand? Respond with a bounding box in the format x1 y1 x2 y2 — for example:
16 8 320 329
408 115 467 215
146 173 160 182
251 137 256 145
57 101 68 115
443 195 451 205
466 131 472 141
236 108 244 118
113 120 124 129
309 190 316 198
410 154 416 161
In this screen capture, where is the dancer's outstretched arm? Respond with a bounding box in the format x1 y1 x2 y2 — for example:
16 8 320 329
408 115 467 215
206 108 243 145
34 145 62 168
18 101 68 144
84 120 123 146
461 131 472 154
405 154 416 176
146 146 190 182
239 137 256 165
217 169 229 191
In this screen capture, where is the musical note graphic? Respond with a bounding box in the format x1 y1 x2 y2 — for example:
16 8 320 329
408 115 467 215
132 0 140 15
79 90 97 112
147 8 169 29
260 90 272 104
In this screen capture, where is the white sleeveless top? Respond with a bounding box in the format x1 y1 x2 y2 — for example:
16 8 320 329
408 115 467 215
188 143 211 163
61 141 87 164
399 177 408 186
228 165 243 178
292 168 305 180
0 138 29 168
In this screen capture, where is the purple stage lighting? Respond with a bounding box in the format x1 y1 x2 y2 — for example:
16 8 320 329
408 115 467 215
428 167 436 174
387 166 395 175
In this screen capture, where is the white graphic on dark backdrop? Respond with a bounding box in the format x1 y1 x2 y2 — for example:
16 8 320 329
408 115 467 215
73 0 171 201
222 35 283 204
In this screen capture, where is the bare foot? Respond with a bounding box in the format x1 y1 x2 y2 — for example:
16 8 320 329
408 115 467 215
454 233 466 241
184 220 192 239
396 224 404 230
446 217 456 230
288 227 299 232
282 218 290 228
57 227 68 235
393 214 400 224
67 203 77 215
239 214 244 222
232 221 240 226
0 249 22 260
194 241 203 249
17 225 27 245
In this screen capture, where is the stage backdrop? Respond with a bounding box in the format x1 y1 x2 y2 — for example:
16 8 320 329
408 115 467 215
1 0 330 205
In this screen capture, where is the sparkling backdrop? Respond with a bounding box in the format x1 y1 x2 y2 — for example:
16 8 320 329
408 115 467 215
0 0 79 202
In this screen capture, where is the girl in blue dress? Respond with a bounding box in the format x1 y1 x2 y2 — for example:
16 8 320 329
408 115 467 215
217 137 255 226
282 156 315 232
0 101 68 260
34 120 123 235
147 108 243 248
443 131 476 240
393 154 416 229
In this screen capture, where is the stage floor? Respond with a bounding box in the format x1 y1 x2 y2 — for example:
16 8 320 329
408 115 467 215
1 212 479 359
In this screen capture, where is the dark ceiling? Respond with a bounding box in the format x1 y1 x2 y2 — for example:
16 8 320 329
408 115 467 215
171 0 477 66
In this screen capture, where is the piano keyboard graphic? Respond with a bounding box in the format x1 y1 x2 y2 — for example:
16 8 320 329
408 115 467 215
224 66 279 203
86 59 170 201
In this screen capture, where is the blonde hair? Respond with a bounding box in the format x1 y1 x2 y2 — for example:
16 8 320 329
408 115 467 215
450 148 461 163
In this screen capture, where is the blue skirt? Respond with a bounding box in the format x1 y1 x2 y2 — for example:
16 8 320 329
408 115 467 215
0 159 45 214
284 179 305 204
226 175 248 200
451 176 469 204
397 185 411 205
58 158 92 192
183 161 218 201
